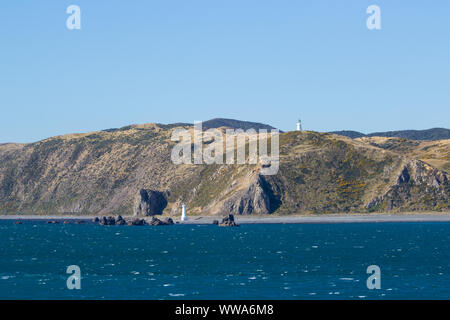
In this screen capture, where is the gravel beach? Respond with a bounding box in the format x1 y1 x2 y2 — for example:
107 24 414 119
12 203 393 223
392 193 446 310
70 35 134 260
2 213 450 224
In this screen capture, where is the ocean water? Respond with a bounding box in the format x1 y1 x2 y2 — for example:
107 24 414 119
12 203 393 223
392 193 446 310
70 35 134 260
1 221 450 300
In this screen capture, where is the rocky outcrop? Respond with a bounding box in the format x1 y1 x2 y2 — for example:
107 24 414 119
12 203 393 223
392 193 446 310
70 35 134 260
93 215 121 226
133 189 168 216
148 216 174 226
219 175 277 215
92 214 174 226
127 217 147 226
367 160 449 211
99 216 116 225
219 214 239 227
116 215 126 225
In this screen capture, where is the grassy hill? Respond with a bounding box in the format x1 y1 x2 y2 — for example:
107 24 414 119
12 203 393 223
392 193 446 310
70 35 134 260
0 123 448 216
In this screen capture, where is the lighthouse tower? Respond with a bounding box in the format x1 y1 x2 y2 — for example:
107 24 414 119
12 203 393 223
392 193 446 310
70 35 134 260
296 119 302 131
181 203 187 221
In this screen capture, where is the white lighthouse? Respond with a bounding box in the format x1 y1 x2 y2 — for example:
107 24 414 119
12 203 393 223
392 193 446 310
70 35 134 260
296 119 302 131
181 203 187 221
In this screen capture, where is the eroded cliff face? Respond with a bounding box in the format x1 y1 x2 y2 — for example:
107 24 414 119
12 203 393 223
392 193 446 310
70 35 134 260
0 124 190 215
0 125 448 216
232 132 450 214
133 189 168 216
217 174 278 215
367 160 449 212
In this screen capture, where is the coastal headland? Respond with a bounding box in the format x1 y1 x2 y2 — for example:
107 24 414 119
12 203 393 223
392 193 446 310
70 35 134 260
0 120 449 217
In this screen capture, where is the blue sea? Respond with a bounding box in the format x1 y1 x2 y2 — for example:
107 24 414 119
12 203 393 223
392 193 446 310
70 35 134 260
1 221 450 299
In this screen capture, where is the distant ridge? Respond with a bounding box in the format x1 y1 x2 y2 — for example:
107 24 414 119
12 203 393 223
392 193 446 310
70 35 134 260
103 118 280 132
156 118 280 131
330 128 450 141
329 130 365 139
202 118 280 132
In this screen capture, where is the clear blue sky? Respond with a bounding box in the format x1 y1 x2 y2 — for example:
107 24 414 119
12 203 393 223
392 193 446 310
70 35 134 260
1 1 449 143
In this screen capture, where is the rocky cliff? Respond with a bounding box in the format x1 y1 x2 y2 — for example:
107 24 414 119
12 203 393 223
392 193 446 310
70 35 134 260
0 123 448 216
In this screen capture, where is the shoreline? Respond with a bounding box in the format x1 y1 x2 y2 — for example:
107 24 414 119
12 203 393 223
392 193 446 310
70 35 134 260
1 212 450 224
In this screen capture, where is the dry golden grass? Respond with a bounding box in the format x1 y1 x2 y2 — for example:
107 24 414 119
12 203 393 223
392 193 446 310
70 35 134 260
355 137 450 173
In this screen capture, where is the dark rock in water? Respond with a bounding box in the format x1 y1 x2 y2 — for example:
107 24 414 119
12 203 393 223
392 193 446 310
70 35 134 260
116 215 127 225
93 217 100 223
212 220 219 225
127 218 147 226
46 220 58 224
99 216 116 226
219 214 239 227
149 217 162 226
14 221 22 225
149 216 174 226
63 221 71 224
133 189 168 216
